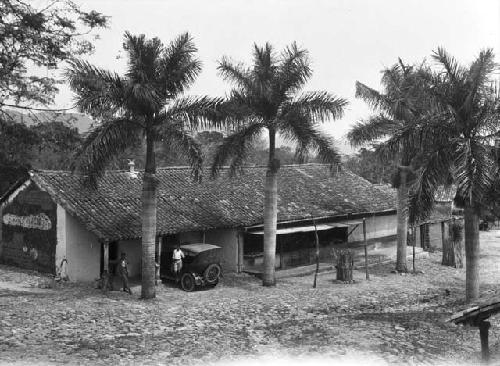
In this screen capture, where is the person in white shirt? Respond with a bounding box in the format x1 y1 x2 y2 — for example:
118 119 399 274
172 244 185 280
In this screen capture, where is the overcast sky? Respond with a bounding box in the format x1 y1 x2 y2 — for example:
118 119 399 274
55 0 499 141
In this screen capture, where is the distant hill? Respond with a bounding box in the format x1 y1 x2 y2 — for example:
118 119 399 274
4 110 95 133
3 110 359 156
274 135 356 157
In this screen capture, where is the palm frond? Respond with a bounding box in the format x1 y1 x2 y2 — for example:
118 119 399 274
307 130 341 166
347 115 402 147
130 83 163 113
279 112 340 166
155 122 203 181
72 118 141 185
123 32 164 84
465 48 496 111
159 95 226 130
432 47 466 86
252 42 275 82
275 42 311 97
454 139 496 206
408 146 453 223
65 59 126 119
159 32 202 96
220 90 255 124
355 81 392 115
283 91 348 123
217 57 253 91
211 121 265 177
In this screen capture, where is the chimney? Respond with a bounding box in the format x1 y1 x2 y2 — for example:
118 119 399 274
127 159 136 177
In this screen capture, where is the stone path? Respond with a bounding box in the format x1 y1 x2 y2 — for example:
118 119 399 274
1 231 500 365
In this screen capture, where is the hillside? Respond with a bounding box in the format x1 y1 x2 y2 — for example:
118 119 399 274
4 110 94 133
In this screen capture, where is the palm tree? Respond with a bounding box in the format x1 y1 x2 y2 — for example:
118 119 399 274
211 43 348 286
404 48 499 302
66 32 221 299
347 61 427 273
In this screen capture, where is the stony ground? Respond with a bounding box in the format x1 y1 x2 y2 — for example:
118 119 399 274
1 231 500 366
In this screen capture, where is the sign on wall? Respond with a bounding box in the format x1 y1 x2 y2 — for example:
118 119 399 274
1 183 57 273
2 213 52 231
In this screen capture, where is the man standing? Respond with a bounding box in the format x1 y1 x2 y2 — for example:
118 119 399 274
172 244 185 281
117 252 132 294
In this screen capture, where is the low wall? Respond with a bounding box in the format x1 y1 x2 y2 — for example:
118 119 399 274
348 213 397 243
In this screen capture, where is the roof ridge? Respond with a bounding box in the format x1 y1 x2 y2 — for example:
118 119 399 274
31 163 339 175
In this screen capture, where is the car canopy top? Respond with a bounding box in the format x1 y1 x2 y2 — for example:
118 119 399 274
179 243 221 254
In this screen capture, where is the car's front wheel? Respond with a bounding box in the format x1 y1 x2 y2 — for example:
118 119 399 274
203 264 221 285
180 273 195 292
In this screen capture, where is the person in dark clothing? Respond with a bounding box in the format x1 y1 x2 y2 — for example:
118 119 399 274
117 252 132 294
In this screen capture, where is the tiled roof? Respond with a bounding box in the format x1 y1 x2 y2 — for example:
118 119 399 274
28 164 396 241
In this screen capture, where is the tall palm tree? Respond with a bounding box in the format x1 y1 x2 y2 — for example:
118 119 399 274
404 48 499 302
347 61 427 273
211 43 348 286
66 32 221 299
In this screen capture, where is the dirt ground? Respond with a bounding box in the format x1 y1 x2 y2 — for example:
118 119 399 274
1 230 500 366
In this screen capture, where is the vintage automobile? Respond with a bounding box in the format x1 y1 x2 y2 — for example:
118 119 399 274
160 243 222 291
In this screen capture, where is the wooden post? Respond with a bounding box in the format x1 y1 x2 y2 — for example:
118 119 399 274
412 225 416 272
237 231 244 273
279 235 283 269
419 224 424 248
156 236 162 285
363 218 369 280
312 217 320 288
103 241 109 272
101 241 110 293
441 220 446 248
479 320 491 363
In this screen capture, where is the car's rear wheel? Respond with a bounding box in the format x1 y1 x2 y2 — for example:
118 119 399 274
180 273 195 292
203 264 221 284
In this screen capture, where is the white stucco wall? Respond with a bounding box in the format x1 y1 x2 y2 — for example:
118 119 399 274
348 213 397 243
118 239 141 278
178 231 203 243
65 212 100 282
205 228 239 272
55 205 67 270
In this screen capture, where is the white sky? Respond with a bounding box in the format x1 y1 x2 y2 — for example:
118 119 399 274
55 0 500 141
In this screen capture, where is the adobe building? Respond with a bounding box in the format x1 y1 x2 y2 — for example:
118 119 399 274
0 164 400 282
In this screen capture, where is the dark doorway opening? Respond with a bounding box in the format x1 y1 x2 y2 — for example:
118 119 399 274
100 241 119 275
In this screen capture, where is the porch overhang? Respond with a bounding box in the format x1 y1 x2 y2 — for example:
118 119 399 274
247 222 349 235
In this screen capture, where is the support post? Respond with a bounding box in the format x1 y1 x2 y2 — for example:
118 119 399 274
156 236 162 285
312 217 320 288
237 231 244 273
363 218 369 280
101 241 110 293
412 225 416 272
103 241 109 272
441 220 446 247
479 320 491 363
279 235 283 270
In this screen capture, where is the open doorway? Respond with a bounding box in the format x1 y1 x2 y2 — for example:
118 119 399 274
100 241 119 275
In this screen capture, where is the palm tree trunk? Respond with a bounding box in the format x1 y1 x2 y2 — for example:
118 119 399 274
141 131 157 299
262 130 278 286
464 204 480 302
395 166 408 272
